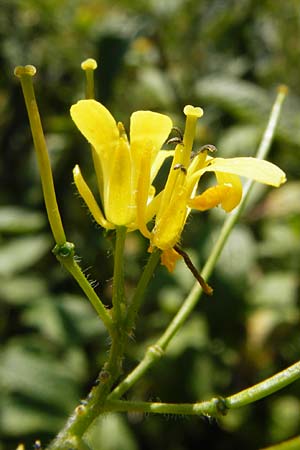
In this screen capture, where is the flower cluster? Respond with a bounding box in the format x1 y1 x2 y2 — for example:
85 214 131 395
71 100 286 271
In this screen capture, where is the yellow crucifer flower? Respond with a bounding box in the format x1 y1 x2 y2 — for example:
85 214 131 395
149 105 287 271
70 100 173 229
71 100 286 274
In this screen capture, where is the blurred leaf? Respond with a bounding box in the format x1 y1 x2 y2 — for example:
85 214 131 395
255 182 300 219
247 272 298 315
136 67 176 108
269 396 300 442
0 343 80 413
212 225 257 280
21 294 105 344
195 76 270 121
0 235 51 276
0 207 46 233
258 223 300 259
0 275 47 305
217 124 261 158
167 314 208 357
87 414 138 450
0 394 64 436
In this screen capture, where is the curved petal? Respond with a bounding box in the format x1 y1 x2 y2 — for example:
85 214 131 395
203 157 286 187
215 172 243 212
188 184 232 211
130 111 173 166
73 165 114 229
70 100 119 169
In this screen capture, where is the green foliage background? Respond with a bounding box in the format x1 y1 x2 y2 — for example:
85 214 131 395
0 0 300 449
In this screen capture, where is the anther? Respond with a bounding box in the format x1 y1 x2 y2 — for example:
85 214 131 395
173 164 187 174
191 144 217 160
167 127 183 145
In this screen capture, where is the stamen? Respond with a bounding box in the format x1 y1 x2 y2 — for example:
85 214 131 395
174 244 213 295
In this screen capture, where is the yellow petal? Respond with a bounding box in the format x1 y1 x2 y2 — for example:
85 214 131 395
215 172 243 212
203 157 286 187
188 184 232 211
105 138 134 225
73 165 114 229
130 111 173 166
136 146 152 237
70 100 119 171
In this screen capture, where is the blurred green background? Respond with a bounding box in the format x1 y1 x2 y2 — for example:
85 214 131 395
1 0 300 449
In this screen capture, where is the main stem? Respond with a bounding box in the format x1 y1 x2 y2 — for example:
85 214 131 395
48 229 128 449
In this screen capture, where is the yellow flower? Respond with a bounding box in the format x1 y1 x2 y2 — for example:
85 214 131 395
70 99 173 229
71 100 286 273
149 105 286 271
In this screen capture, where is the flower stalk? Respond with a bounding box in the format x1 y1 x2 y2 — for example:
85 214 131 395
14 65 66 245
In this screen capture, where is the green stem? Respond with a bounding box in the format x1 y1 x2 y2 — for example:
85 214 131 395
104 398 222 416
261 436 300 450
14 65 66 245
225 360 300 409
47 313 127 450
125 248 161 333
112 227 127 324
53 243 113 334
109 86 287 400
107 359 300 418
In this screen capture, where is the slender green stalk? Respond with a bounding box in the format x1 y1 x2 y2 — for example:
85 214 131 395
261 436 300 450
225 360 300 409
104 398 223 416
125 248 161 332
14 65 66 245
53 243 113 333
107 359 300 418
112 227 127 323
109 86 287 400
15 65 113 335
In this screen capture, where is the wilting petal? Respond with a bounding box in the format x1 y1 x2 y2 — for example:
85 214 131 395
215 172 243 212
73 165 114 229
160 247 182 272
202 157 286 187
188 184 232 211
70 100 119 171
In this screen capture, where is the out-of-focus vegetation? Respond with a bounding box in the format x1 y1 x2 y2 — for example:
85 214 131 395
0 1 300 449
